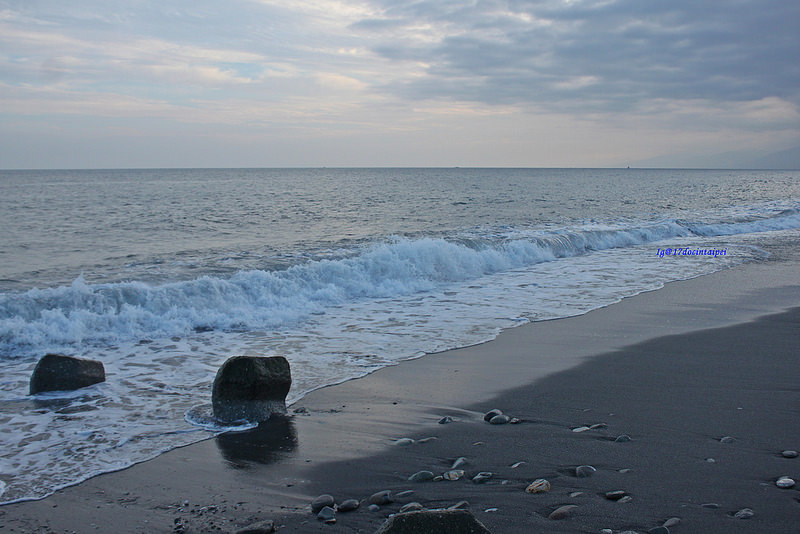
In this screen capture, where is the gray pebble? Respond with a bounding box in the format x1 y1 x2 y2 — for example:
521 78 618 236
438 416 454 424
701 503 719 509
548 504 577 520
408 470 435 483
605 490 627 501
337 499 359 513
448 501 470 510
509 417 521 424
734 507 754 519
572 426 591 433
782 450 799 458
663 517 680 528
489 414 510 425
317 506 336 523
394 438 415 446
443 469 465 481
484 409 503 422
569 491 584 498
368 504 380 512
615 434 632 442
719 436 735 444
417 436 438 444
575 465 596 478
369 490 393 505
311 494 335 514
472 472 493 484
776 476 795 488
394 490 415 500
618 495 633 503
590 422 608 429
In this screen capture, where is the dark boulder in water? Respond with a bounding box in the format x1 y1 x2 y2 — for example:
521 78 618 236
29 353 105 395
375 509 492 533
212 356 291 423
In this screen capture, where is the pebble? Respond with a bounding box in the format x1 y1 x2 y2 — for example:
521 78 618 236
368 504 380 512
719 436 735 444
525 479 551 493
408 470 435 483
472 472 493 484
417 436 438 444
569 491 584 498
614 434 632 442
484 409 503 422
600 530 613 534
662 517 681 528
618 468 632 473
618 495 633 503
510 461 526 469
734 507 754 519
438 416 454 424
369 490 393 505
451 457 468 469
433 475 444 482
705 458 716 463
701 502 719 509
337 499 359 513
776 476 796 488
509 417 521 424
311 494 335 514
572 426 591 433
399 502 424 513
590 423 608 429
489 414 511 425
317 506 336 523
484 507 498 513
548 504 577 520
782 450 799 458
575 465 596 478
394 438 415 446
448 501 470 510
604 490 627 501
394 490 415 500
443 469 465 481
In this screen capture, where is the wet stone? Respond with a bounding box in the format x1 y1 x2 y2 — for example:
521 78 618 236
663 517 681 528
394 438 415 446
369 490 393 505
311 495 335 514
399 502 425 513
472 472 492 484
525 479 551 493
719 436 736 444
443 469 465 481
734 508 754 519
604 490 627 501
648 528 669 534
317 506 336 523
394 490 415 500
701 503 720 509
438 416 454 424
483 409 503 422
548 504 577 520
448 501 470 510
337 499 359 513
614 434 632 443
368 504 381 512
776 476 796 489
451 457 468 469
782 450 799 458
489 414 510 425
572 426 591 433
409 470 435 483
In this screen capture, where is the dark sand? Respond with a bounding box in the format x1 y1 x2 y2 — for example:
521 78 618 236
1 260 798 533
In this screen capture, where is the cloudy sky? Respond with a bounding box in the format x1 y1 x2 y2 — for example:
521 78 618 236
1 0 798 168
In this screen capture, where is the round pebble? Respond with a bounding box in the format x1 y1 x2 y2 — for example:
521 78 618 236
472 472 493 484
548 504 577 520
572 426 591 433
368 490 393 505
368 504 380 512
525 479 551 493
311 494 335 514
734 507 754 519
484 409 503 422
575 465 596 478
408 470 435 483
605 490 627 501
489 414 511 425
394 438 415 446
782 450 799 458
776 476 795 489
443 469 465 481
510 461 526 468
614 434 632 442
337 499 359 513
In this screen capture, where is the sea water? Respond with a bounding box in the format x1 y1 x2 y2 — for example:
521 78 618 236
0 167 798 503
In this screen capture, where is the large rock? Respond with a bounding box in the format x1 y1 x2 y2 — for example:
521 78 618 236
212 356 291 423
29 353 106 395
375 509 492 534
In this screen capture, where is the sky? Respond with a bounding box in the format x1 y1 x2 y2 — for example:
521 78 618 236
1 0 799 169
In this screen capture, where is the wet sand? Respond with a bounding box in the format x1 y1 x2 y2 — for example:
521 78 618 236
1 259 798 533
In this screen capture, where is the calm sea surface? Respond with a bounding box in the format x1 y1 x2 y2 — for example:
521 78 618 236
1 167 799 502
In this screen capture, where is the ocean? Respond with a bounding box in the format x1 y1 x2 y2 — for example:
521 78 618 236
1 167 799 504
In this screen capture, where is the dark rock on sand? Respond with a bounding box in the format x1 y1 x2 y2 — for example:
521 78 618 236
614 434 632 442
472 472 492 484
733 507 754 519
375 509 492 534
311 494 335 514
483 409 503 422
29 353 106 395
604 490 627 501
489 414 510 425
317 506 336 523
369 490 393 505
575 465 596 478
211 356 291 423
399 502 425 513
548 504 578 520
337 499 360 512
235 519 276 534
409 470 435 483
439 416 454 424
782 450 799 458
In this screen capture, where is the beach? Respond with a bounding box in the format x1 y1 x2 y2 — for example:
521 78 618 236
1 253 798 533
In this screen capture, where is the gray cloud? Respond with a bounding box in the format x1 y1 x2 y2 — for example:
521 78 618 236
357 0 800 111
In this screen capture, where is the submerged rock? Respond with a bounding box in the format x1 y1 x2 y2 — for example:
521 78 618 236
29 353 106 395
375 509 492 534
211 356 291 423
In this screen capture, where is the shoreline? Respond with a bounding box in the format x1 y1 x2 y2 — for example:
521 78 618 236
1 257 798 532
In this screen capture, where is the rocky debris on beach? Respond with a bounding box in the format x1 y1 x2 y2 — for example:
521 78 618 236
369 490 394 506
211 356 291 423
29 353 106 394
482 408 520 425
408 470 436 483
604 490 628 501
525 479 551 493
311 494 335 514
575 465 597 478
733 507 755 519
234 519 276 534
614 434 632 442
374 509 492 534
548 504 578 520
338 499 360 512
775 476 795 488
